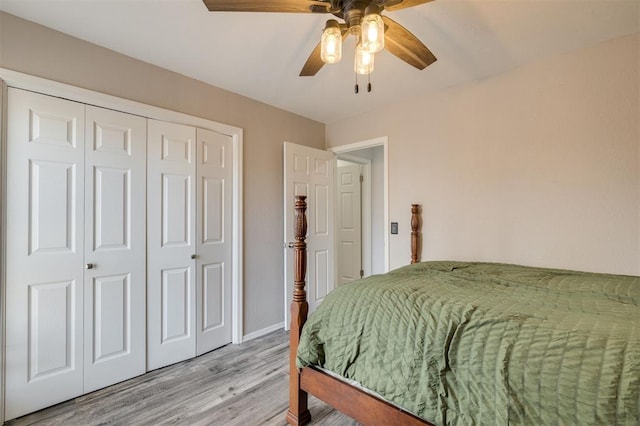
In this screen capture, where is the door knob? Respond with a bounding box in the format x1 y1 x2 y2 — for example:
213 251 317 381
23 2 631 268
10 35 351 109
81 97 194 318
86 263 95 270
287 242 295 248
191 254 198 260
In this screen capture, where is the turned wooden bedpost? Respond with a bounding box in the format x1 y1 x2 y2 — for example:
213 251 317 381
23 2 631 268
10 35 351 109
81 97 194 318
411 204 422 264
286 195 312 425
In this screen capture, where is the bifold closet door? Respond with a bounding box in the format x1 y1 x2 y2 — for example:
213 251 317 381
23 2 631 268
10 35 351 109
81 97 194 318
5 89 86 420
195 128 233 356
147 119 197 370
83 106 147 392
5 90 148 420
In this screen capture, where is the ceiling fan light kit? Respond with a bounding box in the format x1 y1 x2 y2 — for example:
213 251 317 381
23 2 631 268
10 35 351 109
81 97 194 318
323 4 380 77
202 0 437 91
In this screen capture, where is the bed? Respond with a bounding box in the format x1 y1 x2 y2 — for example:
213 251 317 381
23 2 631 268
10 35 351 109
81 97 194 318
285 195 639 425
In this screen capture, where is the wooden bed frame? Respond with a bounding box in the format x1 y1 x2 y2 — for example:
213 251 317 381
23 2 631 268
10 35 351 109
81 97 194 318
286 196 432 425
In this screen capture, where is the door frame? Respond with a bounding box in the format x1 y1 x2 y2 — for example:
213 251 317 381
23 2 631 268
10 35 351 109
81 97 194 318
0 69 244 420
329 136 389 273
0 80 6 424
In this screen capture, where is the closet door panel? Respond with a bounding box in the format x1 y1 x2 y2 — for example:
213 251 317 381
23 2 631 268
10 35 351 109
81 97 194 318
83 105 146 392
147 119 196 370
5 89 85 420
162 173 191 246
161 267 191 341
196 128 232 356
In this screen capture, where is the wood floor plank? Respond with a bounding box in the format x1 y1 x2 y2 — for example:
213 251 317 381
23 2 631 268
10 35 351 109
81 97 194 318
6 331 359 426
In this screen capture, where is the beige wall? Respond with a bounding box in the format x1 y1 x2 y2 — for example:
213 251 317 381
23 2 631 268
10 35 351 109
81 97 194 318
327 33 640 276
0 12 326 335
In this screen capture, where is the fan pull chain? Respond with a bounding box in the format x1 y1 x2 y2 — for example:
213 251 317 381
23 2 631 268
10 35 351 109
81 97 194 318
353 71 373 94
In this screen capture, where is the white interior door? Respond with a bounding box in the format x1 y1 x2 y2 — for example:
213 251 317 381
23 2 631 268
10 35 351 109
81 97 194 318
337 164 362 285
283 142 335 329
195 128 232 355
5 89 85 420
83 106 146 392
147 119 196 370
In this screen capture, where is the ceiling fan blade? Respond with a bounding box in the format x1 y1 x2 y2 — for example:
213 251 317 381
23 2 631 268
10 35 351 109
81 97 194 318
299 28 348 76
383 0 435 12
299 42 324 76
383 16 436 70
203 0 330 13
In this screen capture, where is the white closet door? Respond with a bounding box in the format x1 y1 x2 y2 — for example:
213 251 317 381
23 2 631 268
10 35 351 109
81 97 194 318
83 106 147 392
5 89 85 420
195 128 232 356
147 119 197 370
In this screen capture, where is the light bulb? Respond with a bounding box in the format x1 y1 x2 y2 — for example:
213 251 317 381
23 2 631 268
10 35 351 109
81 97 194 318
362 8 384 53
354 43 374 75
321 20 342 64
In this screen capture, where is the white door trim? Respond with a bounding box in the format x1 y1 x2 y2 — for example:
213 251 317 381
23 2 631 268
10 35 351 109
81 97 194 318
0 80 7 423
0 69 244 376
329 137 389 272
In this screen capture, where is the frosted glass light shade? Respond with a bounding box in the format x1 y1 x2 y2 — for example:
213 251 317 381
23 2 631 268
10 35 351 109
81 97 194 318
354 43 374 75
361 12 384 53
321 20 342 64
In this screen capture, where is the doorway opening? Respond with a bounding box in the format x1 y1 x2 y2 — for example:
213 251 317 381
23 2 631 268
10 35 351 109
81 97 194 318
331 136 388 278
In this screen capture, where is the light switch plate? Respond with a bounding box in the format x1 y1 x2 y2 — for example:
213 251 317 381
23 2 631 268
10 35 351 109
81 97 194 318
391 222 398 234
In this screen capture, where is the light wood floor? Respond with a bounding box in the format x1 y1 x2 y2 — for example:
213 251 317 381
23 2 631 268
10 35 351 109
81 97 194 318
6 330 359 426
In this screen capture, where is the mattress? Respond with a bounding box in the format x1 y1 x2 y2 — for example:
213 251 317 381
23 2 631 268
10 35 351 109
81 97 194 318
296 261 640 425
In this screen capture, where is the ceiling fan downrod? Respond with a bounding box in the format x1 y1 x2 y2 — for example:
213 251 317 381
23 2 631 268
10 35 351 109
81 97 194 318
343 0 367 29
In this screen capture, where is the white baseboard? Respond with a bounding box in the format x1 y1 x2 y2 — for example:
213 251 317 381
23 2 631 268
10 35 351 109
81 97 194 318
242 322 285 343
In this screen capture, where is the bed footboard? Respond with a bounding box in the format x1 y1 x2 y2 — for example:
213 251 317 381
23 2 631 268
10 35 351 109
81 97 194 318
286 196 426 425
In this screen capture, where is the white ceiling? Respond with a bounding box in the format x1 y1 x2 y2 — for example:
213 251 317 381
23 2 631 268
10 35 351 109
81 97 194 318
1 0 638 124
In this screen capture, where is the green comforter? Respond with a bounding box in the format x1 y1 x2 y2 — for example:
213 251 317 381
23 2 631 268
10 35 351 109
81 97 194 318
297 261 640 425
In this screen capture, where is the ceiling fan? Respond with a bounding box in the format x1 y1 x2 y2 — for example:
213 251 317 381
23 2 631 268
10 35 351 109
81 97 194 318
202 0 437 82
